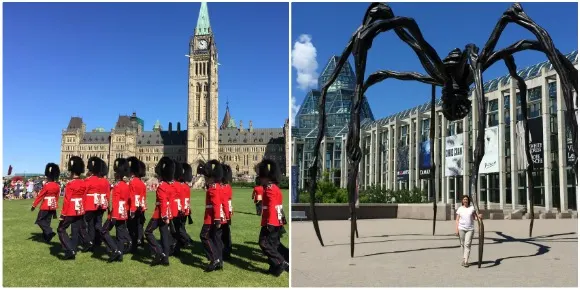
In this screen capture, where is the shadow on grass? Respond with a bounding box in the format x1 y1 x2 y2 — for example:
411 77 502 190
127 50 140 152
28 232 75 260
234 211 260 216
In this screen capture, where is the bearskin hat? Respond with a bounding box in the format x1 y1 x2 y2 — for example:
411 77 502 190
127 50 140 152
174 161 184 181
202 159 223 181
138 160 146 178
100 161 109 178
44 163 60 181
257 159 280 183
221 164 232 184
113 158 130 179
196 161 206 176
126 156 141 177
68 156 85 175
87 157 102 175
182 163 193 183
155 157 175 181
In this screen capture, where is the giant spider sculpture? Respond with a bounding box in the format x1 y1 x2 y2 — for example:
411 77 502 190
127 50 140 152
307 2 578 268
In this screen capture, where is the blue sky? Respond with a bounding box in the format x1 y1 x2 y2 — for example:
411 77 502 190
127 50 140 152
291 2 578 123
4 2 289 174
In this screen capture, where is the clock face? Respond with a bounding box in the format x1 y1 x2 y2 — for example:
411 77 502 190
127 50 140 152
198 40 207 50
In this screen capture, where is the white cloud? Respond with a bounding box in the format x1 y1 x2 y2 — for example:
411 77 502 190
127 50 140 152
291 95 301 126
292 34 319 90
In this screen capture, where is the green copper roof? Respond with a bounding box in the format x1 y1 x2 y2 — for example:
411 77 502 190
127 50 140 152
195 2 212 36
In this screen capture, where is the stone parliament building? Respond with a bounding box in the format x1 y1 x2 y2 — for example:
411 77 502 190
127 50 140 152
60 3 289 179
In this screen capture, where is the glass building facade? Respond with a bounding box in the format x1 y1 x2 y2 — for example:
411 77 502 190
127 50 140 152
292 56 375 188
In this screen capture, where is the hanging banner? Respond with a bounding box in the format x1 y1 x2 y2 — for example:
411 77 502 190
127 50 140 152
566 130 576 166
419 140 431 179
445 133 464 177
396 145 409 181
479 126 500 174
528 117 544 169
291 165 299 203
515 117 544 170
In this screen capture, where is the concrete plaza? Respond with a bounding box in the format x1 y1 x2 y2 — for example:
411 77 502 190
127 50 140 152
291 219 578 287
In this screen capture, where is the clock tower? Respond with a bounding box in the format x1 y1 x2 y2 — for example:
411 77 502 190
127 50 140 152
187 2 219 164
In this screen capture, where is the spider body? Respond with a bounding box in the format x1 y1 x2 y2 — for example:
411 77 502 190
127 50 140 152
306 2 578 269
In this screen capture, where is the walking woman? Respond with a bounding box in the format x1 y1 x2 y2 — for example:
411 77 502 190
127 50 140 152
455 194 482 267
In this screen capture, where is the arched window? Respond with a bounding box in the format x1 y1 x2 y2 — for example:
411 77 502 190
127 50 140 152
197 135 204 148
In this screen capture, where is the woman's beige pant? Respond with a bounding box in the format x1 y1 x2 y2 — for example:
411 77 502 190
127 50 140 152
458 229 474 261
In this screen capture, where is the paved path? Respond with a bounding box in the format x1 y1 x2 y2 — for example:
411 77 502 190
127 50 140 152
291 219 578 287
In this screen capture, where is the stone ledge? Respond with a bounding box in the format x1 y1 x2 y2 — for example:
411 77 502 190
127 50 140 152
539 212 557 219
557 212 572 219
524 213 540 219
489 212 505 220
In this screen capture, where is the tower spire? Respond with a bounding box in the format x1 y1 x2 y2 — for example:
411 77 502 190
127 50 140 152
195 2 211 36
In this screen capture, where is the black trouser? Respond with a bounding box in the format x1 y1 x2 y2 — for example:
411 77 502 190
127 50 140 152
128 211 146 248
93 209 105 245
171 216 191 251
101 219 131 253
82 210 99 245
259 225 285 267
57 216 84 253
278 244 289 262
221 223 232 257
200 224 222 262
145 218 170 257
35 210 55 241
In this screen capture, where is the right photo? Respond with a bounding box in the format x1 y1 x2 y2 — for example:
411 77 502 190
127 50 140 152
290 2 578 287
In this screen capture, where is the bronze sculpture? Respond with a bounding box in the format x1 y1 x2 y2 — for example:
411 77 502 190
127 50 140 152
307 2 578 268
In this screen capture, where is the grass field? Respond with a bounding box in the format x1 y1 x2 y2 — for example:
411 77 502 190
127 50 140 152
3 187 289 287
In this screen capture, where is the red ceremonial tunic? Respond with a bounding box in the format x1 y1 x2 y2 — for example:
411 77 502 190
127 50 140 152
180 182 191 216
98 177 111 210
83 176 101 212
252 185 263 203
223 184 233 219
152 181 172 220
61 178 86 217
203 183 223 225
32 182 60 211
129 177 147 212
261 183 285 227
170 182 182 219
111 181 130 221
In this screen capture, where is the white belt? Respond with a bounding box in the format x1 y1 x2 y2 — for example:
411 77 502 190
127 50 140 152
87 193 99 204
86 193 98 196
205 205 213 209
44 197 55 200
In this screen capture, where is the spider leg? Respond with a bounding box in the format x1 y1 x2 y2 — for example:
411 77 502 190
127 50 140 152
365 17 449 84
363 70 439 93
466 44 486 269
429 84 437 236
378 3 447 83
480 3 578 178
503 55 536 238
308 35 356 247
345 45 369 258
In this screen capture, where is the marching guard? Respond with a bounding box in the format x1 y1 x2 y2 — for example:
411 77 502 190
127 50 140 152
31 163 61 243
127 156 147 252
93 160 111 248
145 157 175 266
80 157 104 252
99 158 132 262
257 159 289 276
181 163 194 239
199 160 225 272
170 162 193 256
221 164 233 260
57 156 88 260
169 161 184 256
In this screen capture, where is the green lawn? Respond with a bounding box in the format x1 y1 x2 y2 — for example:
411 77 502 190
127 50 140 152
3 187 289 287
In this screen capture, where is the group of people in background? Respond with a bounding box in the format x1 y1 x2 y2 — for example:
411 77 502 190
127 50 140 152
30 155 289 276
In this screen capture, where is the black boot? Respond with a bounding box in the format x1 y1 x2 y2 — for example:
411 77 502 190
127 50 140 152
108 250 123 263
204 259 222 272
151 253 168 266
63 250 76 260
81 241 94 252
271 263 285 277
46 232 56 243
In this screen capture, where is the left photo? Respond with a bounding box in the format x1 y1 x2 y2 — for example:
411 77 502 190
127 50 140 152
3 2 290 287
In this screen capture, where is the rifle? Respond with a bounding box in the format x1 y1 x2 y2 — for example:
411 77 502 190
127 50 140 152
187 213 193 225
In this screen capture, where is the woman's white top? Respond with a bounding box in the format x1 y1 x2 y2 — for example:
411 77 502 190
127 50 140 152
456 205 475 231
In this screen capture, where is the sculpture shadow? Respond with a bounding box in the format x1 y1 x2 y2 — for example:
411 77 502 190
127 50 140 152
476 231 577 268
326 237 459 247
361 233 456 239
